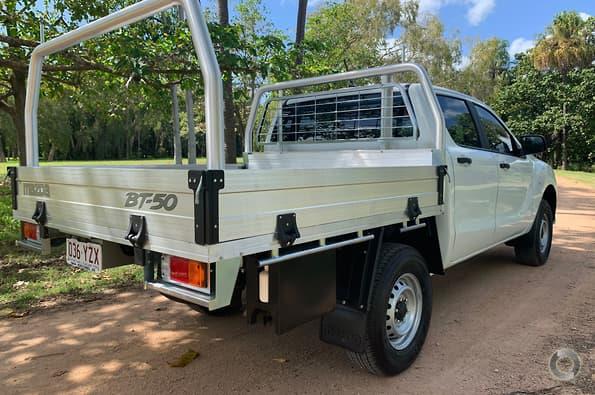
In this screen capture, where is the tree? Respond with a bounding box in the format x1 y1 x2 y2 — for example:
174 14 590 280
492 54 595 169
532 11 595 168
302 0 402 74
0 1 78 165
457 38 508 101
217 0 237 163
295 0 308 68
384 2 461 87
533 12 594 73
232 0 288 141
0 0 206 164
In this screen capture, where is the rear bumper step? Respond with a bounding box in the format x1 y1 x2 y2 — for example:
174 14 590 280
145 281 212 308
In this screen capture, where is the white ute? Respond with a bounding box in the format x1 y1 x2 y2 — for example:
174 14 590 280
9 0 557 376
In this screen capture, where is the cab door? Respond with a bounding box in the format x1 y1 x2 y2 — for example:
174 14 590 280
438 95 499 262
472 104 533 241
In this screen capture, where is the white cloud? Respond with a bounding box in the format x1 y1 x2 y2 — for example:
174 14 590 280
508 37 535 58
414 0 496 26
579 12 592 21
455 55 471 70
417 0 445 14
466 0 495 26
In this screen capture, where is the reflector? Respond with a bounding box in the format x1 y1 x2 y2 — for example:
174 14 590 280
23 222 39 240
188 261 208 288
170 256 189 282
168 256 208 288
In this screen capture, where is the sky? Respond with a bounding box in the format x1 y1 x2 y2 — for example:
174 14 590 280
203 0 595 62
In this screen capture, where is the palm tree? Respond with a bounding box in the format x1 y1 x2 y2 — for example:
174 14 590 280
533 11 593 73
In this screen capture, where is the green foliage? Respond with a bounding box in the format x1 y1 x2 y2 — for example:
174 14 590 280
0 182 19 242
456 38 508 101
533 11 595 74
491 55 595 169
302 0 402 74
392 3 462 86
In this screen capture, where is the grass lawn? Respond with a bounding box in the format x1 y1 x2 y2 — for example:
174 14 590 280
555 170 595 189
0 182 142 317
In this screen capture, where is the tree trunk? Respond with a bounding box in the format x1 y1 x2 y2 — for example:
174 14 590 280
218 0 237 163
0 135 6 162
185 89 197 165
136 111 142 159
47 144 56 161
11 70 27 166
295 0 308 67
217 0 229 24
560 129 567 170
170 84 182 165
561 103 567 170
555 130 562 169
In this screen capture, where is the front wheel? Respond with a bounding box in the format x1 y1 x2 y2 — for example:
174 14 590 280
347 243 432 375
514 200 553 266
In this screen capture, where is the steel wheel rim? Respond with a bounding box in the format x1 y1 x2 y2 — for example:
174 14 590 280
386 273 423 350
539 215 550 254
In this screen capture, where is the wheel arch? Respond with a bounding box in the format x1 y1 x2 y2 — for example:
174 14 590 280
382 217 445 276
543 185 557 222
334 218 444 309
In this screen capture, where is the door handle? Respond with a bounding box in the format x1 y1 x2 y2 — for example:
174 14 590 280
457 157 472 164
499 163 510 169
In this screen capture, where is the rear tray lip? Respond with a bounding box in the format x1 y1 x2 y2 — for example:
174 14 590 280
146 280 212 308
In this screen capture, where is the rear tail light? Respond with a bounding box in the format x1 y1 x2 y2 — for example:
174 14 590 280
167 256 209 288
22 222 39 241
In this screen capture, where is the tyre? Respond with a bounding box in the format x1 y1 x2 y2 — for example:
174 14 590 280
347 243 432 375
514 200 553 266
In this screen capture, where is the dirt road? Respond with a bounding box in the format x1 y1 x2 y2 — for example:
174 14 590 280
1 177 593 394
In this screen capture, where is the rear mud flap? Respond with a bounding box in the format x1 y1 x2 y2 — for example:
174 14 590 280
320 305 368 353
246 249 336 335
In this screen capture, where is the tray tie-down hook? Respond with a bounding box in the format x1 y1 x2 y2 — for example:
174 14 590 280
32 201 47 225
406 197 422 222
275 213 300 247
125 215 147 248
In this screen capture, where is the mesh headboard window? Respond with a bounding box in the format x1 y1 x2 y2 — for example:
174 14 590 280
256 86 416 145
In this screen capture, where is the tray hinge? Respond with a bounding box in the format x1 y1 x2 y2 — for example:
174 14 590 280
125 215 147 248
274 213 300 247
406 197 422 222
7 166 17 209
31 200 49 238
188 170 224 245
437 165 448 205
32 201 47 225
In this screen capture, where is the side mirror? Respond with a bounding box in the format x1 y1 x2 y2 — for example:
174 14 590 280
520 134 547 155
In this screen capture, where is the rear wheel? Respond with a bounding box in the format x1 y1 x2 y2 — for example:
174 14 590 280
347 243 432 375
514 200 553 266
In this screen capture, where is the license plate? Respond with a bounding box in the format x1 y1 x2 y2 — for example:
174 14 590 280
66 238 102 272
